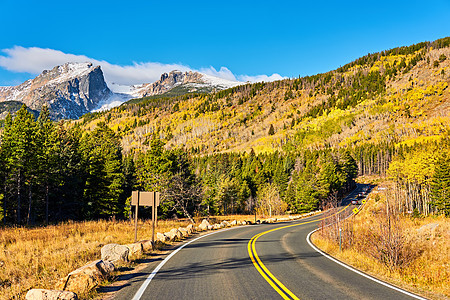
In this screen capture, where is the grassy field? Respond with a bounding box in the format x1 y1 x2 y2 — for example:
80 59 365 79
0 218 192 299
311 180 450 299
0 213 285 299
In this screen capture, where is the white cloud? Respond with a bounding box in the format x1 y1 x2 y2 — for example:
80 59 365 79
99 61 192 86
238 73 286 83
0 46 92 74
0 46 285 87
199 66 238 82
0 46 191 86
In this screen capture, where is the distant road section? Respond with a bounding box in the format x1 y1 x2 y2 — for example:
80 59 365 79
112 185 424 300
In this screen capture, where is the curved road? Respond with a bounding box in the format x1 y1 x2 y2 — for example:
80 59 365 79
111 188 423 300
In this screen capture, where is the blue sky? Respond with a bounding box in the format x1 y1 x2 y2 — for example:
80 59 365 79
0 0 449 86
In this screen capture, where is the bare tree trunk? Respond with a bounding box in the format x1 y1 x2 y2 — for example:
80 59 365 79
3 181 7 225
27 182 32 225
45 184 49 225
181 204 195 224
17 170 21 224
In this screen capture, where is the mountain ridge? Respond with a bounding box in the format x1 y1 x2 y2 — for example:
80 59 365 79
0 64 244 120
79 37 450 155
0 62 113 119
130 70 243 98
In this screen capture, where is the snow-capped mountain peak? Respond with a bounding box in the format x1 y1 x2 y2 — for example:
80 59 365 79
0 64 245 119
128 70 243 98
0 62 113 119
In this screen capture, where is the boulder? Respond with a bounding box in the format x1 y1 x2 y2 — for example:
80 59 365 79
221 221 230 227
56 260 113 295
207 225 213 230
96 260 115 275
164 230 176 241
186 224 194 234
101 244 129 263
156 232 169 243
417 223 439 233
417 223 440 238
26 289 78 300
230 220 237 226
141 240 153 252
125 242 144 259
198 219 210 231
165 228 183 241
178 227 189 238
170 228 183 239
213 224 221 230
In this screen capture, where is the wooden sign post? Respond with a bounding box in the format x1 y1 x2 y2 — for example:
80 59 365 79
132 191 160 243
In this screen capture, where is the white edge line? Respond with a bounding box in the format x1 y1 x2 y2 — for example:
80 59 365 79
306 229 427 300
132 227 239 300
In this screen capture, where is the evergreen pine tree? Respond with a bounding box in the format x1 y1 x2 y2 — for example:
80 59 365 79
2 105 37 224
80 122 125 218
431 155 450 216
36 105 56 223
268 124 275 135
342 150 358 191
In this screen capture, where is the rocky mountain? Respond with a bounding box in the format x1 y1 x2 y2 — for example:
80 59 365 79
130 70 243 98
0 62 113 119
0 65 244 120
79 37 450 155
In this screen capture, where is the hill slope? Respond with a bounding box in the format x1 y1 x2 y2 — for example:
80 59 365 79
80 38 450 154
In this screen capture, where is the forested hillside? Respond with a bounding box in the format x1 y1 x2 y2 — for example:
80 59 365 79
81 38 450 155
1 37 449 224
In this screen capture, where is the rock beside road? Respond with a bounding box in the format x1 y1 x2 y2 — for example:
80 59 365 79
26 289 78 300
178 227 189 238
198 219 210 231
125 242 144 260
156 232 169 243
56 260 114 295
101 244 129 263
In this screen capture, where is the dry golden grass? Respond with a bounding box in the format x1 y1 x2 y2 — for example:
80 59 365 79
0 219 190 300
0 213 300 299
312 189 450 299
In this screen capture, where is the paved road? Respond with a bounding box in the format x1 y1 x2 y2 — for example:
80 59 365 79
111 185 422 300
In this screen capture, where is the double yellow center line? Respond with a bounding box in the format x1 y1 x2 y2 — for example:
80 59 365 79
247 204 351 299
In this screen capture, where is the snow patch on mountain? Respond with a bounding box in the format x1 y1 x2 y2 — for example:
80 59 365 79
47 62 95 85
92 93 131 112
0 63 246 119
128 70 244 98
201 73 243 88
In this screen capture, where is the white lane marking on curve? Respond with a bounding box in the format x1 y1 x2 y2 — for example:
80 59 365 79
132 227 239 300
306 229 427 300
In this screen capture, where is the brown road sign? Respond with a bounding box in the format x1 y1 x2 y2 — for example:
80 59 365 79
132 191 160 206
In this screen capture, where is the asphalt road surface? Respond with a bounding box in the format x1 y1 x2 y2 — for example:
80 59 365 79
111 185 424 300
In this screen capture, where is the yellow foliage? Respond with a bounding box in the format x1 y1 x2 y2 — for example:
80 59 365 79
396 135 442 148
388 147 438 184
